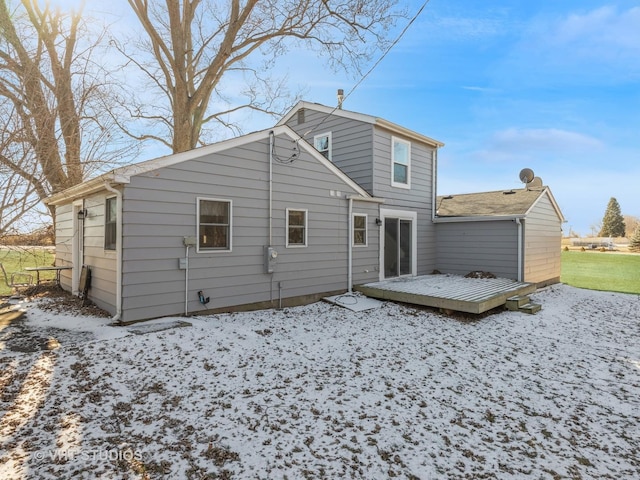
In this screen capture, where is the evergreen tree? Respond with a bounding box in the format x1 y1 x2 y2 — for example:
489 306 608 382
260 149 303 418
630 227 640 253
599 197 626 237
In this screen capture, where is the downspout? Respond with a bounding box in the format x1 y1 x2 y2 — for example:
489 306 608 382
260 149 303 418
104 182 123 322
184 245 189 316
348 197 353 293
515 218 523 282
431 148 438 222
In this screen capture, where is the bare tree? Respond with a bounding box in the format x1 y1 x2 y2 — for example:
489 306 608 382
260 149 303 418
0 0 136 227
116 0 404 153
624 215 639 239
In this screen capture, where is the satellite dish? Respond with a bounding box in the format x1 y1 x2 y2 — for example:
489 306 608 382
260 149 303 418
519 168 535 184
528 177 543 189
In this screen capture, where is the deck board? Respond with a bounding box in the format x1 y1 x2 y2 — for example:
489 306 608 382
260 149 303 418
355 275 536 314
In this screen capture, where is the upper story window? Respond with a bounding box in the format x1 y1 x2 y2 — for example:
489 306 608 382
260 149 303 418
104 197 117 250
198 198 232 251
353 214 367 247
391 136 411 189
286 208 308 247
314 132 332 160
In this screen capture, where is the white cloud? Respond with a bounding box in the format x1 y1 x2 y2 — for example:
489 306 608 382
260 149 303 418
553 6 640 52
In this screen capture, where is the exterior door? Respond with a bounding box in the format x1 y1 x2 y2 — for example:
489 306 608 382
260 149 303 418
380 209 417 279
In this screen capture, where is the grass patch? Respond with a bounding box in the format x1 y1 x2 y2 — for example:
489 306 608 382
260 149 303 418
561 251 640 294
0 247 56 296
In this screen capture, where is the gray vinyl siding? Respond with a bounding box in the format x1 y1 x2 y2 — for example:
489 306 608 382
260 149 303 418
523 194 562 285
435 220 519 279
352 202 381 285
117 132 376 322
54 204 74 290
372 128 437 275
78 192 118 314
284 108 375 193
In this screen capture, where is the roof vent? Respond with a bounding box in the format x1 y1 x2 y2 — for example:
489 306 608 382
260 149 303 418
503 190 516 195
337 89 344 110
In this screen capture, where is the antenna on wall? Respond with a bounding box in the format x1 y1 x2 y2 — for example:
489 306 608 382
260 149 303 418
519 168 544 190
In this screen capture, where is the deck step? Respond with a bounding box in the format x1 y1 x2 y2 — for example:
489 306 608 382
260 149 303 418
505 295 530 311
519 303 542 314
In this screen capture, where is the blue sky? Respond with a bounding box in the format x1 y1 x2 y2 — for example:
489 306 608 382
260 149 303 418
279 0 640 236
57 0 639 236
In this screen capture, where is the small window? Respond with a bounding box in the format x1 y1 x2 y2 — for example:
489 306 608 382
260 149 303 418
314 132 332 160
198 198 232 251
353 214 367 246
286 209 307 247
391 136 411 188
104 197 117 250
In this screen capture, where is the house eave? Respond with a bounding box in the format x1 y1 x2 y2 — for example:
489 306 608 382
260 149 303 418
433 214 524 223
278 101 444 148
44 173 128 206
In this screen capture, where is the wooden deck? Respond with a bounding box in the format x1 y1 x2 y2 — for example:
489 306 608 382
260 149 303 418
355 275 536 314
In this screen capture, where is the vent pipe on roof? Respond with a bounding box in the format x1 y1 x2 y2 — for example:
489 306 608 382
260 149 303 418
337 89 344 109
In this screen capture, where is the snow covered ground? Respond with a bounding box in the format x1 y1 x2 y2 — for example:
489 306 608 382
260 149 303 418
1 284 639 479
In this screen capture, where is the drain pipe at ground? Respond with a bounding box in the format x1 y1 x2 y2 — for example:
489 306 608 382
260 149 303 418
104 182 123 323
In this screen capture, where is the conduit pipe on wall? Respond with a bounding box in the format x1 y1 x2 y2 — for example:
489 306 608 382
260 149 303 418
104 181 123 323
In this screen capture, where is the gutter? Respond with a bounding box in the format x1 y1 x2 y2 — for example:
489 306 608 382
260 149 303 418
103 182 123 323
433 214 525 223
346 195 385 292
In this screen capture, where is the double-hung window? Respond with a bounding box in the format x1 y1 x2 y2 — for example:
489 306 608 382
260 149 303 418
391 136 411 188
104 197 117 250
353 214 367 246
314 132 332 160
286 209 307 247
198 198 232 251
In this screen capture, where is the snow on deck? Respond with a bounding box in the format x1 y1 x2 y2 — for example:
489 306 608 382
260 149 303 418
356 274 536 313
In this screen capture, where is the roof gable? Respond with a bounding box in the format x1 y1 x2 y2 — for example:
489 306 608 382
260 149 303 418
278 101 444 148
46 125 372 205
436 187 564 221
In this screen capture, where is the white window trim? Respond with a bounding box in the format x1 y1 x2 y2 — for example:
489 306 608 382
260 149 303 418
286 208 308 248
391 136 411 189
104 196 117 251
314 132 332 161
197 197 233 253
353 213 368 247
378 208 417 281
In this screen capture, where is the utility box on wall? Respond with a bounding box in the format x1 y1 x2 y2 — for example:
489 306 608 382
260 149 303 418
264 246 278 273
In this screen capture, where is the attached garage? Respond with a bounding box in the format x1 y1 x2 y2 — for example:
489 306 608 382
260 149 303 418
434 186 565 287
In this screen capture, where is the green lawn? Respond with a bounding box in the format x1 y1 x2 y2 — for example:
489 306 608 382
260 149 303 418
0 247 56 296
561 251 640 294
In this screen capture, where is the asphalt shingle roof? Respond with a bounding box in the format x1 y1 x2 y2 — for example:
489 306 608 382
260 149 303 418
436 188 546 217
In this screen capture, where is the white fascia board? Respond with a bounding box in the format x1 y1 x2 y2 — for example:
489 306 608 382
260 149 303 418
277 101 378 126
45 173 116 206
525 187 567 223
433 214 523 223
375 118 444 148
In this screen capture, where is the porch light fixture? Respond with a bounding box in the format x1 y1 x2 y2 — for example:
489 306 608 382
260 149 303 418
375 218 382 226
77 208 88 220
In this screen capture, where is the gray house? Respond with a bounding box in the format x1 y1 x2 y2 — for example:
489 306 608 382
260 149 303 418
434 186 565 286
46 101 563 322
46 101 446 322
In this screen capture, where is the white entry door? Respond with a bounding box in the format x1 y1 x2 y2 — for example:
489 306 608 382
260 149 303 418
380 209 417 279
